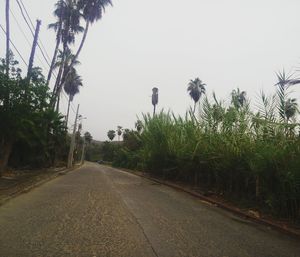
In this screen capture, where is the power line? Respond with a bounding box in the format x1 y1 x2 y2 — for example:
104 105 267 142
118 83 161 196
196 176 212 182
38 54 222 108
15 0 35 36
19 0 35 30
15 0 53 71
0 24 28 66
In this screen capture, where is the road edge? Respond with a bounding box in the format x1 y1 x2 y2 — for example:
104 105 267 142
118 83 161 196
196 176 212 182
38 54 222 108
113 166 300 240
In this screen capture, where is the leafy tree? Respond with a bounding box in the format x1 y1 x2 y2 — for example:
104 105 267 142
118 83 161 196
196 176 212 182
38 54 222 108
84 131 93 144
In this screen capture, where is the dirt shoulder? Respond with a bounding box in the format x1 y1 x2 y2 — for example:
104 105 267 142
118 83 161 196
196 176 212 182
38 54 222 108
0 164 81 206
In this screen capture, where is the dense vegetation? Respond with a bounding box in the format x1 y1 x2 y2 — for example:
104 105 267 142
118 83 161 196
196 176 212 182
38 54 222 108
1 0 112 174
108 75 300 222
0 55 67 173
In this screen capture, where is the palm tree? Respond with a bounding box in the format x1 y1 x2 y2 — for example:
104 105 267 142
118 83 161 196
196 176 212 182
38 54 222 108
70 0 112 69
187 78 206 114
135 120 143 133
117 126 122 141
152 87 158 116
107 130 115 141
50 0 83 108
53 48 80 111
231 88 247 109
285 98 298 122
64 68 83 125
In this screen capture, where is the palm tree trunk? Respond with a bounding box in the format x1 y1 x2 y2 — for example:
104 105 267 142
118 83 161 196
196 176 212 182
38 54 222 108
51 44 67 109
47 23 62 85
5 0 10 77
66 94 71 126
193 102 196 114
72 21 89 69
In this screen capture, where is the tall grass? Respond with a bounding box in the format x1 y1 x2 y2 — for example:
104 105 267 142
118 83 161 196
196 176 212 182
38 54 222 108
113 91 300 221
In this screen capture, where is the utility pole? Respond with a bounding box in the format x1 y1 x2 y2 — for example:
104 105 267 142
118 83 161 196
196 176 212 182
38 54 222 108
67 104 79 168
80 135 86 165
27 19 41 80
5 0 10 76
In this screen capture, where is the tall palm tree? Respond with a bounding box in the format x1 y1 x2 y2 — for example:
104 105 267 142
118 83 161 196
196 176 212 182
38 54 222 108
53 48 80 111
70 0 112 68
152 87 158 116
187 78 206 114
64 68 83 125
50 0 83 108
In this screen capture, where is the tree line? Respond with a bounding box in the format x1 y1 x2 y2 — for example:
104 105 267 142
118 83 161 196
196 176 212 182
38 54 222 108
0 0 112 175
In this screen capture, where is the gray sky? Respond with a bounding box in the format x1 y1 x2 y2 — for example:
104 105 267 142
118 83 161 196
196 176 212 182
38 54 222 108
1 0 300 140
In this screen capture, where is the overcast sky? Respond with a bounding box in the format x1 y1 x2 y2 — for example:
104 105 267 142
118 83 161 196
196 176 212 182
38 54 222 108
1 0 300 140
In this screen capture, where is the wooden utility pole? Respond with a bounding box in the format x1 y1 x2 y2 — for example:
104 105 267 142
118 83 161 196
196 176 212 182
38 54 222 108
68 104 80 168
5 0 10 76
27 19 41 79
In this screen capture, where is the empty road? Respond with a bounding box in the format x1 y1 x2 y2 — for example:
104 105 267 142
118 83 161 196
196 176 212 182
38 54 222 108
0 163 299 257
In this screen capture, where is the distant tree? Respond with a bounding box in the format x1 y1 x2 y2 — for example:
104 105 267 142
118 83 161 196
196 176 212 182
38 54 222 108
84 131 93 144
107 130 116 141
285 98 299 122
117 126 123 141
135 120 143 133
152 87 158 116
231 88 247 109
187 78 206 114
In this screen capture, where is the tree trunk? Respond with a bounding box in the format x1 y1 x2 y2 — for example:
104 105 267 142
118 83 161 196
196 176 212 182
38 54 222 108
72 21 89 70
27 20 41 80
51 44 66 109
193 102 196 114
5 0 10 76
0 139 13 176
58 21 90 93
47 22 62 85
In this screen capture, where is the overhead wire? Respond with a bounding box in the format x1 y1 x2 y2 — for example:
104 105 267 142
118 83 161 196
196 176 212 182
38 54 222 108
0 24 28 67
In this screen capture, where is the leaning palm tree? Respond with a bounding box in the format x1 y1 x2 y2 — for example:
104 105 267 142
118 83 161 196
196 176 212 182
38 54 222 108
50 0 84 108
64 68 83 125
53 48 80 111
187 78 206 114
70 0 112 69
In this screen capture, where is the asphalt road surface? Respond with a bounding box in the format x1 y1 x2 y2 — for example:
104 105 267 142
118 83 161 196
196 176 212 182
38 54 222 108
0 163 299 257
